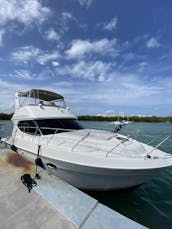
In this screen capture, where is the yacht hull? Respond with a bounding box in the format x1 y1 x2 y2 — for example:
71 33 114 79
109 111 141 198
44 158 163 190
11 145 164 190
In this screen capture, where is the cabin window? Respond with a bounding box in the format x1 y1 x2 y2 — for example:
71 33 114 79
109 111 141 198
36 119 84 135
18 120 40 135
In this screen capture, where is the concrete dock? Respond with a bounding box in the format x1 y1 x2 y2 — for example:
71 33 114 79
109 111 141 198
0 145 147 229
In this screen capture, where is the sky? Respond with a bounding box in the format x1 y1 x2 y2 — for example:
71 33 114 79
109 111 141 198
0 0 172 116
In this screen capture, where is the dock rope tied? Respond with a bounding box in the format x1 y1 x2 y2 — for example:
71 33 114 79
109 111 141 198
21 174 37 193
20 145 43 192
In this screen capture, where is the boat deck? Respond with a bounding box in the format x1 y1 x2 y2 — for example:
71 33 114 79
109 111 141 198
0 144 147 229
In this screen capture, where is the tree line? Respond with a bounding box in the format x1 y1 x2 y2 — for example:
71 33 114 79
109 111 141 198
0 113 13 120
0 113 172 123
78 115 172 123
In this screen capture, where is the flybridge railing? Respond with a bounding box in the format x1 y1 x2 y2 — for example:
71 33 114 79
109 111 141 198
18 95 66 108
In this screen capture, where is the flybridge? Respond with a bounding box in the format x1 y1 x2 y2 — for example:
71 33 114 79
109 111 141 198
15 89 66 110
18 89 64 101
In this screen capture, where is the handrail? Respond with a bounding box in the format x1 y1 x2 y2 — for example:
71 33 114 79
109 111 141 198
46 128 60 145
72 131 90 151
19 125 74 131
106 136 130 158
107 134 118 141
147 135 171 155
40 127 76 132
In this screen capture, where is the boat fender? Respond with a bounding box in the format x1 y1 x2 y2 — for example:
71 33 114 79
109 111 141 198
47 163 57 169
35 157 46 169
11 144 17 152
21 174 37 193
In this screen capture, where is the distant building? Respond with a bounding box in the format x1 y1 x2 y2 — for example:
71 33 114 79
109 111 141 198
135 114 153 118
97 114 116 117
119 112 125 117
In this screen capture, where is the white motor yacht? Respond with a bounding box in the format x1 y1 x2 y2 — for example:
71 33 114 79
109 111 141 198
2 89 172 190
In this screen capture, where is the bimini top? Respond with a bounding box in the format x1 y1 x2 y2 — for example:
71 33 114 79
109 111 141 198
18 89 64 101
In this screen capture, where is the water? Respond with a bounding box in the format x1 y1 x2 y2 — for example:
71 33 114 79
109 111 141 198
80 121 172 229
0 120 13 137
1 120 172 228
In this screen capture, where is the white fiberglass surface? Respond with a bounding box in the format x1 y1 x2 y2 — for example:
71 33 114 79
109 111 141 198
11 127 172 170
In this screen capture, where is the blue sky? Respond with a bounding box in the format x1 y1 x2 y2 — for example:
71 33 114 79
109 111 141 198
0 0 172 116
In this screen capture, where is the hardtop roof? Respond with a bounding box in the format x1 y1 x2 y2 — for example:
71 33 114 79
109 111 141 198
18 89 64 101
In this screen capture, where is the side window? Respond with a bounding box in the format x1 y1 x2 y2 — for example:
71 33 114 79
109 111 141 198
36 119 83 135
18 120 40 135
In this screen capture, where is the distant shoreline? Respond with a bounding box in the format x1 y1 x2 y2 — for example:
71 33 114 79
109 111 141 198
0 113 172 123
0 113 13 120
78 115 172 123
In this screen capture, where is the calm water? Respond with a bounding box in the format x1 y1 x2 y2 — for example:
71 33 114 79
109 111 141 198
1 120 172 228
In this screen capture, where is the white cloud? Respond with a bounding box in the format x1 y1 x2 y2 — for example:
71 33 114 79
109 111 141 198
133 34 148 44
122 52 135 62
104 17 118 31
64 72 166 108
66 38 118 59
0 0 51 26
105 109 114 114
56 60 113 81
37 51 60 65
1 71 172 115
75 0 93 8
44 28 60 41
11 46 60 65
48 71 172 116
59 11 85 34
61 12 74 21
10 68 52 81
11 46 40 63
13 70 34 80
0 1 51 46
66 40 91 59
0 78 29 112
119 78 162 98
146 37 160 48
137 62 148 72
52 61 60 67
53 81 73 87
0 77 54 112
0 78 25 90
0 29 5 46
59 11 77 33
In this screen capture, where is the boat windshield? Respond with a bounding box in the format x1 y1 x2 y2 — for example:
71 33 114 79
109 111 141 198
36 119 84 135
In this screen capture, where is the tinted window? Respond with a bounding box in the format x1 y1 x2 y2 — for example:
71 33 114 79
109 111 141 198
18 120 40 135
36 119 84 135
